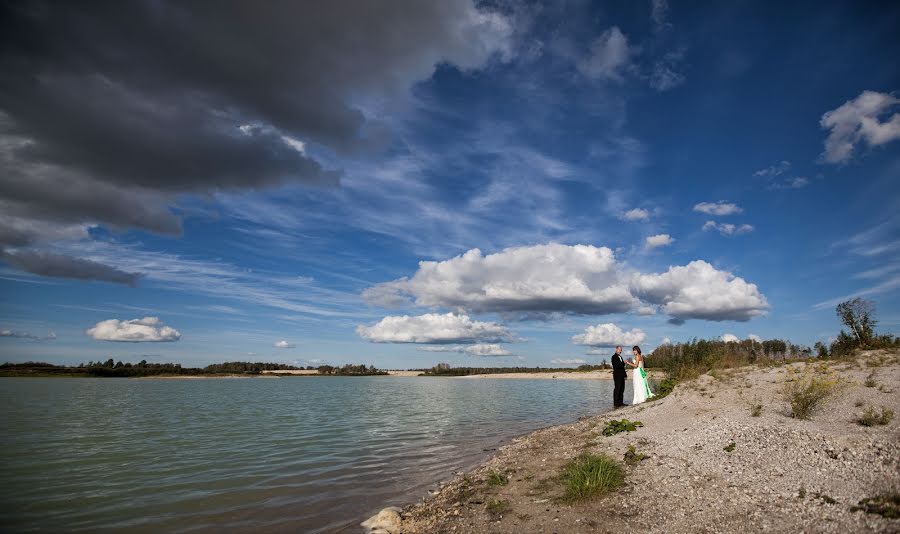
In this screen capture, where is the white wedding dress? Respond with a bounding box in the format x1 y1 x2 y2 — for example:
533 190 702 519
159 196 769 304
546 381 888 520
632 360 654 405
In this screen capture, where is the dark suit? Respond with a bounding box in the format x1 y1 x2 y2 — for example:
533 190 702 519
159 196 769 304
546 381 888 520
611 352 627 407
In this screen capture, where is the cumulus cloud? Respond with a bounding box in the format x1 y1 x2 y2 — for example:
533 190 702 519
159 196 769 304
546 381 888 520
721 333 739 343
820 90 900 163
693 201 743 216
86 317 181 342
661 337 672 345
702 221 754 236
419 343 511 356
274 340 296 349
572 323 647 347
363 244 635 315
631 260 768 322
357 313 512 344
748 334 762 342
645 234 674 249
1 329 55 341
365 244 769 323
0 1 513 277
577 27 633 81
622 208 650 221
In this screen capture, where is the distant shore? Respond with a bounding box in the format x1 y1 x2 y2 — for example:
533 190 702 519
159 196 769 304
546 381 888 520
364 350 900 533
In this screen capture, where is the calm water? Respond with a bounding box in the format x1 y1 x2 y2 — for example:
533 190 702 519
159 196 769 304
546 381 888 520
0 376 625 532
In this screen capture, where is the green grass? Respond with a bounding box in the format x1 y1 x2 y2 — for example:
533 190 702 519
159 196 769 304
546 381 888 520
486 471 509 486
723 442 736 453
559 453 624 503
601 419 643 436
857 406 894 426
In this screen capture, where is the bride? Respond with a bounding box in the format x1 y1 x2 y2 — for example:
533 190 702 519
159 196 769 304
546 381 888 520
626 345 654 405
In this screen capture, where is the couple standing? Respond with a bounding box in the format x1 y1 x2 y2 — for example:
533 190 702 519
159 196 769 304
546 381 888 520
611 345 654 407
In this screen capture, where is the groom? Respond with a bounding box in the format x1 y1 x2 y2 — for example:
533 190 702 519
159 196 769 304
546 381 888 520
611 345 627 407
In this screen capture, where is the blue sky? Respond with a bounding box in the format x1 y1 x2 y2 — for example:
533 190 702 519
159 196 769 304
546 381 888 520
1 0 899 369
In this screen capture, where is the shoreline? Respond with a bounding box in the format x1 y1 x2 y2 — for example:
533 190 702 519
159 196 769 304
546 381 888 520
363 352 900 533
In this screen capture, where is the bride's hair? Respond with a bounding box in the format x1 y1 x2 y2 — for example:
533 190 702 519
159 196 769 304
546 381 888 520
632 345 642 355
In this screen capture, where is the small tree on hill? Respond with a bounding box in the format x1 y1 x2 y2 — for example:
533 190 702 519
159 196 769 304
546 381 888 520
835 298 876 346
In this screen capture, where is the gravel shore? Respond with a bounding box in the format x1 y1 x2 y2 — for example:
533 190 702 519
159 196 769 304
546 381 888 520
363 350 900 533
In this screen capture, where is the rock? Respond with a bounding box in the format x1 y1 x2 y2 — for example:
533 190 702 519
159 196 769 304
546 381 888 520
361 507 403 534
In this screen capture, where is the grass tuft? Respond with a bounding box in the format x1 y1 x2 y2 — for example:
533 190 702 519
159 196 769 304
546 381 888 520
857 406 894 426
723 442 736 453
559 453 624 503
750 403 762 417
486 471 509 486
851 494 900 519
485 498 511 518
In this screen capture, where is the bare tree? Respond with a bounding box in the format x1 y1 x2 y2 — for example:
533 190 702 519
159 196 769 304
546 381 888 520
835 297 877 346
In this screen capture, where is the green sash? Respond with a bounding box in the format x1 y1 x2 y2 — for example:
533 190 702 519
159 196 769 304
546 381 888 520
639 367 652 397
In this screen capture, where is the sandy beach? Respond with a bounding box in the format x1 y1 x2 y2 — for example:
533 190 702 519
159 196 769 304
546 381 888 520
363 350 900 533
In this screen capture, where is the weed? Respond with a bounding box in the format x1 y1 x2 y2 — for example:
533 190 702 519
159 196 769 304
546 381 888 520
602 419 644 436
623 445 647 465
816 493 837 505
486 499 511 518
798 486 806 499
486 471 509 486
750 403 763 417
857 406 894 427
723 442 736 453
854 400 865 407
559 453 624 503
865 373 877 387
850 494 900 519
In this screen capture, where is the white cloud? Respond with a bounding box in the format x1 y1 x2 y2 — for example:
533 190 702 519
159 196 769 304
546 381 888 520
661 337 672 345
820 90 900 163
645 233 674 248
768 176 810 190
631 260 768 322
622 208 650 221
365 243 769 323
572 323 647 347
552 358 587 365
748 334 762 342
702 221 754 236
274 340 295 349
577 27 633 81
721 333 739 343
420 343 512 357
363 244 635 315
693 201 743 216
753 161 791 177
651 0 670 30
357 313 512 344
86 317 181 342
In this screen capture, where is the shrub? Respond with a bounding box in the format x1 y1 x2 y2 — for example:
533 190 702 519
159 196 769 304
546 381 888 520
783 365 841 419
651 377 677 400
559 453 624 502
857 406 894 427
602 419 643 436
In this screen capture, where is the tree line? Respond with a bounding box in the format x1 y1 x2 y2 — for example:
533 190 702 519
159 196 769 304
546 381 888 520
423 362 611 376
0 360 388 377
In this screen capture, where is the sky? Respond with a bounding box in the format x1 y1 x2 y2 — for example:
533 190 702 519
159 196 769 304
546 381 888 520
1 0 899 369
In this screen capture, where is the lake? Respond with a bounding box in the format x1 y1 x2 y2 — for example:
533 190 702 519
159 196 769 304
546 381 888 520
0 376 626 532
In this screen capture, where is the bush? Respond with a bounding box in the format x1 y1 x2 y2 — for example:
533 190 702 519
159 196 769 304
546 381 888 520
602 419 643 436
857 406 894 427
783 365 841 419
560 453 624 502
